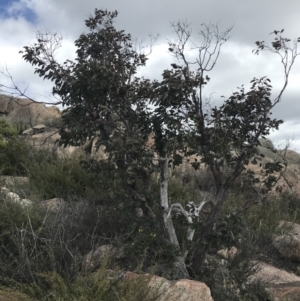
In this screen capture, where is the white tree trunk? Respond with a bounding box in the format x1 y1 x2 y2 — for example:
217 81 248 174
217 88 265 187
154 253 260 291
160 153 179 246
159 153 190 278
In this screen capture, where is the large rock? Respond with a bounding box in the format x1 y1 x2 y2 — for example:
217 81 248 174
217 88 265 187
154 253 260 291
273 221 300 262
4 191 20 202
23 126 106 158
0 187 32 207
249 261 300 301
0 94 60 125
83 244 125 271
22 124 47 135
39 198 65 212
124 272 214 301
22 124 77 155
217 246 238 260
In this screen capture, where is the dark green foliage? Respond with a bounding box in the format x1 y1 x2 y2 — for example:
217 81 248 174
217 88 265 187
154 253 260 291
0 138 30 176
206 260 271 301
20 9 152 171
0 118 18 139
0 119 30 176
28 154 100 199
284 192 300 222
124 217 179 272
0 201 43 281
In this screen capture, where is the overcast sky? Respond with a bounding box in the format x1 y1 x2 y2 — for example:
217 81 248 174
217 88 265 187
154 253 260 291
0 0 299 150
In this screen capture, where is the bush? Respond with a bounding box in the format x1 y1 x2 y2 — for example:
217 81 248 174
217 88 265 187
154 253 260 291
0 200 43 282
0 118 30 176
198 227 271 301
1 264 163 301
27 153 101 199
0 194 136 282
0 118 18 138
0 198 162 300
32 268 161 301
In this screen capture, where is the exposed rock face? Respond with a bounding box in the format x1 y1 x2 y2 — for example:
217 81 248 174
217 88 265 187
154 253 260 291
124 272 214 301
0 94 60 125
273 221 300 262
250 261 300 301
258 138 275 151
21 124 108 158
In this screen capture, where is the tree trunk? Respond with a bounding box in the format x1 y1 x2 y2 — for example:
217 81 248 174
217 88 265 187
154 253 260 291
160 153 179 246
159 152 190 279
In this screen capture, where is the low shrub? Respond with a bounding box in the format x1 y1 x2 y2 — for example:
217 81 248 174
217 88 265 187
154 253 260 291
27 153 101 199
0 118 31 176
1 266 162 301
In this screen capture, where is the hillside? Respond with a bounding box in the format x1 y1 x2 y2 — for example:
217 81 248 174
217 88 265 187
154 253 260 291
1 100 300 300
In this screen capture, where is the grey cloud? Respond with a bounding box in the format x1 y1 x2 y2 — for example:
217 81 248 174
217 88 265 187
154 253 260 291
0 0 299 147
44 0 300 45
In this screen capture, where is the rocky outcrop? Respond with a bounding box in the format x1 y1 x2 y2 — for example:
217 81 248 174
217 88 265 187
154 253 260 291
0 94 60 125
21 124 107 158
22 124 47 135
258 138 276 152
250 261 300 301
21 124 77 156
273 221 300 262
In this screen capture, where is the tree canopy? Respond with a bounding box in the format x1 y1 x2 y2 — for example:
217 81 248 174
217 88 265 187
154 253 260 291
10 8 300 276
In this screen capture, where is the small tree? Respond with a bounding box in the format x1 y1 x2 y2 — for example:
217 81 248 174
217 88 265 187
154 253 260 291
18 9 156 197
150 24 299 272
2 9 299 277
